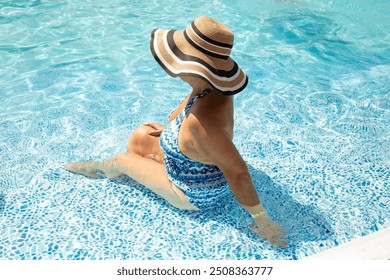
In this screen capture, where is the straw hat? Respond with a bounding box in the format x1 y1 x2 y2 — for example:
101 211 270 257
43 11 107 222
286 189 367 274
150 16 248 95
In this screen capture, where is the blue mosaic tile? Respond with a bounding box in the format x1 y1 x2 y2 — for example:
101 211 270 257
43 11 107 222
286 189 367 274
1 0 389 260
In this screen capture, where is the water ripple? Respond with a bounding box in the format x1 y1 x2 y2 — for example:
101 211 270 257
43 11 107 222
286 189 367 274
1 0 389 261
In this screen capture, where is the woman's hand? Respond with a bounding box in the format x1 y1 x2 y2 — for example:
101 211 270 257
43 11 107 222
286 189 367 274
249 216 288 248
144 122 166 137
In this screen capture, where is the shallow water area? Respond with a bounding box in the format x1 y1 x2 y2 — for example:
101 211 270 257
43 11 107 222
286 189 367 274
0 0 389 260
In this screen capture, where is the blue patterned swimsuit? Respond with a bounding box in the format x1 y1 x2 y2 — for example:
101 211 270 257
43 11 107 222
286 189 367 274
160 89 231 210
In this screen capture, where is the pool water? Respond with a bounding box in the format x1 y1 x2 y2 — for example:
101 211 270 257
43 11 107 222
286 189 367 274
0 0 389 260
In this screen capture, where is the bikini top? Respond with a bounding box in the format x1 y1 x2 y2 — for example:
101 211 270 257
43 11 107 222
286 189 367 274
159 89 227 189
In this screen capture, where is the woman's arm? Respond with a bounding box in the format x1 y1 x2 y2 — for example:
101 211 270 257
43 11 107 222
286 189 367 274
193 124 287 247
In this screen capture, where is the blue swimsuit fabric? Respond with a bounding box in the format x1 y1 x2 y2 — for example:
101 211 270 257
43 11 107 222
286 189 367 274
160 89 231 210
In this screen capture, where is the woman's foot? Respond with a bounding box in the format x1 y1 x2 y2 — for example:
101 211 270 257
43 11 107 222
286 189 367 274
66 161 103 178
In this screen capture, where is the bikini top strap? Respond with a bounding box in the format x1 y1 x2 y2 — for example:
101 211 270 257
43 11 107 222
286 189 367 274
197 88 212 98
184 88 212 112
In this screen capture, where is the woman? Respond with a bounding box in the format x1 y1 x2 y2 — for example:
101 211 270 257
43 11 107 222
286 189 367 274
66 16 287 247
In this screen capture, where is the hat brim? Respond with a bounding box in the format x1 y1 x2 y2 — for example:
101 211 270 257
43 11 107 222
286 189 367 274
150 29 248 95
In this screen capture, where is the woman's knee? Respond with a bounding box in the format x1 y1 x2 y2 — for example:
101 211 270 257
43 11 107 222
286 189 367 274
133 125 153 140
127 126 147 151
127 124 159 154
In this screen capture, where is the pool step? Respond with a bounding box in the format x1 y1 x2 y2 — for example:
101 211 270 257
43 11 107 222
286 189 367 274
303 227 390 260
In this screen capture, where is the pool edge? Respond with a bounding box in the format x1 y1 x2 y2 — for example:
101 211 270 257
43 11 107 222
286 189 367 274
302 227 390 260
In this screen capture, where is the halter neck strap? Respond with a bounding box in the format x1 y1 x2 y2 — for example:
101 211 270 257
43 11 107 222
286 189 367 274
184 88 212 113
197 88 212 98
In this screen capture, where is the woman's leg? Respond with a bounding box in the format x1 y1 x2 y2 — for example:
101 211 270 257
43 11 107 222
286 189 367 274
66 124 198 210
66 123 163 178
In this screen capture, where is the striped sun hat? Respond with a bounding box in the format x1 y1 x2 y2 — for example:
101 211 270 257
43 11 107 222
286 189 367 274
150 16 248 95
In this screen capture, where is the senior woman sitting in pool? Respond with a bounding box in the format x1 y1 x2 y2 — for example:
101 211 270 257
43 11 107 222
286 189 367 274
66 16 287 247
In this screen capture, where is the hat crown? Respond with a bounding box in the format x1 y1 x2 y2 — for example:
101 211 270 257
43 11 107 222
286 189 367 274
193 16 234 46
184 16 233 59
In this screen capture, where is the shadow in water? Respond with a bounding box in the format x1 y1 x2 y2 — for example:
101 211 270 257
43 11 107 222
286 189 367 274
179 164 334 246
111 164 335 247
246 165 335 244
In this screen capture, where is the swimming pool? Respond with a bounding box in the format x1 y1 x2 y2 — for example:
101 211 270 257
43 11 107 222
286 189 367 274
0 0 389 260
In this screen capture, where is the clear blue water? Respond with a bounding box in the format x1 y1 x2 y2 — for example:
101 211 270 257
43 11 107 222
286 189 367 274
0 0 389 260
